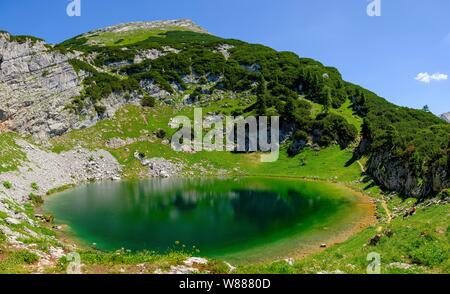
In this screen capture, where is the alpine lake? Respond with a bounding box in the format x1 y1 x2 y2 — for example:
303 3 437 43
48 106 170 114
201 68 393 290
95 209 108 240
44 177 374 264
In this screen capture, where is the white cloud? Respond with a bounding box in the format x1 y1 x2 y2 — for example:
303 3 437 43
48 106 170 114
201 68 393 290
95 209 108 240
414 72 448 83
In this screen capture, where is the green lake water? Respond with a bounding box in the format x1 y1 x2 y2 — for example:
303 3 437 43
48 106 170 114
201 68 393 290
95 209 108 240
44 177 368 263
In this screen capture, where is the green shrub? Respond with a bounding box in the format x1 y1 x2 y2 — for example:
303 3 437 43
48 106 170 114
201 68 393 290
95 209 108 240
2 181 12 189
312 113 358 148
298 154 308 166
14 250 39 264
407 238 448 267
141 95 156 107
43 214 55 223
94 104 107 116
31 182 39 191
10 35 44 44
46 184 75 196
437 189 449 200
29 193 44 206
155 129 166 139
293 130 308 141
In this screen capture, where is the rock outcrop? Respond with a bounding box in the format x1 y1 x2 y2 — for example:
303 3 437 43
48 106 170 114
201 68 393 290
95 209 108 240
0 33 85 139
83 19 209 38
365 147 449 198
440 112 450 123
0 33 144 140
134 152 183 178
0 139 121 203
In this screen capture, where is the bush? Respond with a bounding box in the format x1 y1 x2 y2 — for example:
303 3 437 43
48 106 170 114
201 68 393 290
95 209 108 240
124 93 132 101
29 193 44 206
312 113 357 148
2 181 12 189
94 104 107 117
437 189 450 200
43 214 54 223
298 154 308 166
293 130 308 141
14 250 39 264
31 182 39 191
155 129 166 139
407 238 448 267
141 95 156 107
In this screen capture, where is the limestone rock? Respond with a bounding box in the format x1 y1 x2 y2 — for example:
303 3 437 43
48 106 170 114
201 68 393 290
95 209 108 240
440 112 450 123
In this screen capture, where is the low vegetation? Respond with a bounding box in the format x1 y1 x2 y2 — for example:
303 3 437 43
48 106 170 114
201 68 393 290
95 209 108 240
0 132 27 173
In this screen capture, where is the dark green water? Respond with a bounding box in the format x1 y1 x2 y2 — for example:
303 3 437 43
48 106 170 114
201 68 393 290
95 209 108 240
44 177 365 262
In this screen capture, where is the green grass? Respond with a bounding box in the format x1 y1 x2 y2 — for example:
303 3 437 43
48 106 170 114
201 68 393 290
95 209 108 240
331 99 363 130
302 97 363 130
236 203 449 274
46 184 76 196
0 199 61 273
0 249 39 274
243 145 361 183
86 27 192 47
43 248 229 274
0 132 27 173
50 103 362 181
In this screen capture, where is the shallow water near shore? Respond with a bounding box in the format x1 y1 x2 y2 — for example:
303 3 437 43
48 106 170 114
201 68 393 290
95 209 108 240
44 177 374 263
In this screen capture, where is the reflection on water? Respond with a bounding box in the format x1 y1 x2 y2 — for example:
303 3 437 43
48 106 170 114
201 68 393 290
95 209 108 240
45 177 349 256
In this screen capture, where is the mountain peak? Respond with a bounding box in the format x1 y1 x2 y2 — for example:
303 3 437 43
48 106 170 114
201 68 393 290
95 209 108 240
85 19 209 36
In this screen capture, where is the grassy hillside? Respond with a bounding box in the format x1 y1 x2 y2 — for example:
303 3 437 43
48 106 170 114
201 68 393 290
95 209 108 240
57 27 449 198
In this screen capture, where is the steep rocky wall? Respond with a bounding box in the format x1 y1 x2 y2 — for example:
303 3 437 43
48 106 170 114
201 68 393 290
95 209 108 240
365 147 449 198
0 33 84 139
0 33 140 140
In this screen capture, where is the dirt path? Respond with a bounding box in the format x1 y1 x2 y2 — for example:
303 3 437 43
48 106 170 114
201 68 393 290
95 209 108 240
142 114 148 125
356 160 366 173
381 200 392 223
355 160 392 223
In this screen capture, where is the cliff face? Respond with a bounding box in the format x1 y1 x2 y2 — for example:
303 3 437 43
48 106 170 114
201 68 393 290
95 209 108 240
0 32 84 139
366 148 449 198
0 33 141 140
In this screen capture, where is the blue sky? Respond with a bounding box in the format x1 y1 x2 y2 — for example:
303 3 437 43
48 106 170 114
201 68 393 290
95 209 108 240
1 0 449 114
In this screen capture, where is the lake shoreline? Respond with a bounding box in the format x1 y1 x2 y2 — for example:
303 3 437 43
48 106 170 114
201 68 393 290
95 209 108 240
42 175 378 265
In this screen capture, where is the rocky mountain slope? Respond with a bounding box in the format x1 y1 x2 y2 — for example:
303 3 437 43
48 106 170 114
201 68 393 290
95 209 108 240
0 19 448 200
0 32 146 140
0 19 448 275
441 112 450 123
0 32 83 139
84 19 208 38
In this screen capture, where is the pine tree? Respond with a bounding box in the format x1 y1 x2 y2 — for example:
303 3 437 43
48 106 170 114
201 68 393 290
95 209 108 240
385 125 399 147
255 75 268 116
283 97 296 121
322 86 332 114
